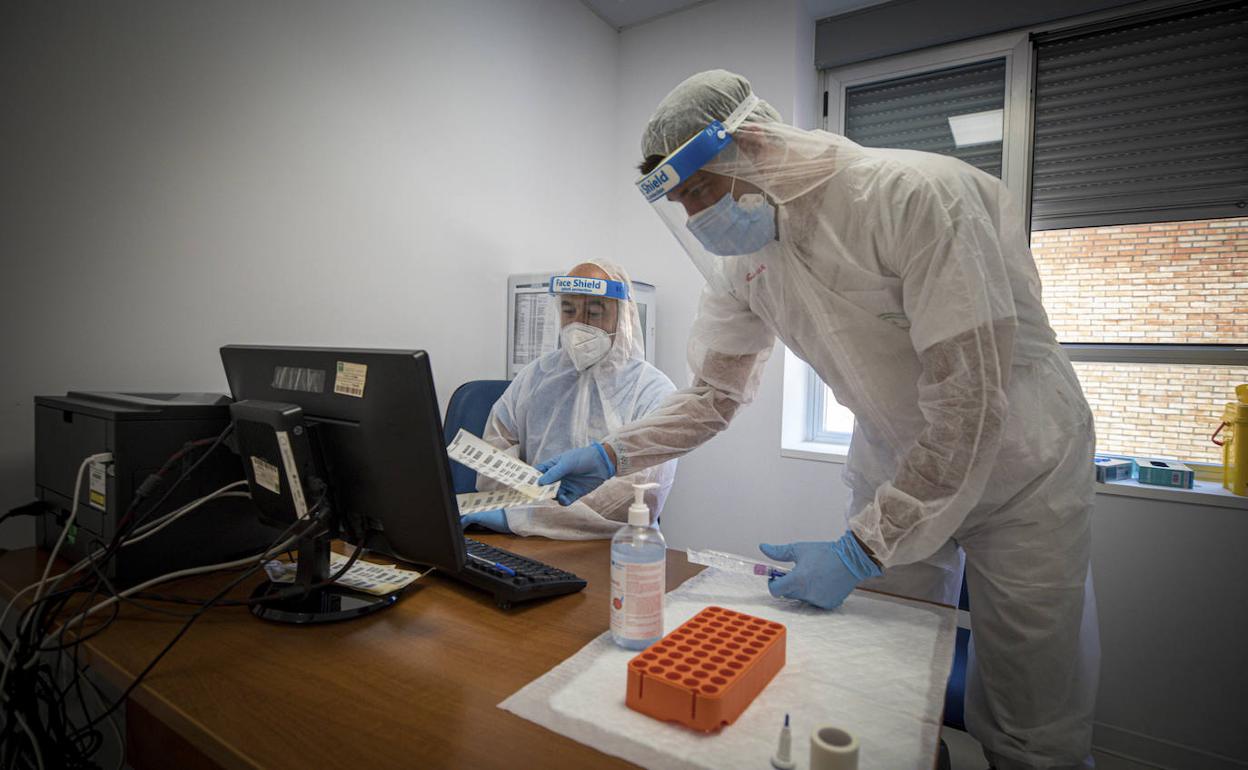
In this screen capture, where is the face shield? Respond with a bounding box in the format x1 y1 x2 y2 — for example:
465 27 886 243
636 95 776 293
549 274 629 371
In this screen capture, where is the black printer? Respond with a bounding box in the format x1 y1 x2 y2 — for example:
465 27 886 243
33 392 282 586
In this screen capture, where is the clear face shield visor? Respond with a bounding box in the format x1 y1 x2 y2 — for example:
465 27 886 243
636 97 776 291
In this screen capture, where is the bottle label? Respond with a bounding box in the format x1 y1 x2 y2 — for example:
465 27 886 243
610 559 665 640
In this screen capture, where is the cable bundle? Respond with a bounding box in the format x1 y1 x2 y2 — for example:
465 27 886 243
0 425 361 769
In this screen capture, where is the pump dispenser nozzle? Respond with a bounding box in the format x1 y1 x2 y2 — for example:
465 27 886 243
628 482 660 527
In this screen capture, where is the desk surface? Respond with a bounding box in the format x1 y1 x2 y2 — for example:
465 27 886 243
0 536 703 770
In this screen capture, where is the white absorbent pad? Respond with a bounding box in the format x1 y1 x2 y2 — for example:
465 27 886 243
499 568 956 770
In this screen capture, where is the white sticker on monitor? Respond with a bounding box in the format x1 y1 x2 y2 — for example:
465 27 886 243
88 461 108 511
251 456 281 495
275 431 309 518
334 361 368 398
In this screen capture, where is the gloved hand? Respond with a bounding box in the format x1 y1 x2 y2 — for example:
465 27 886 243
459 509 511 534
535 442 616 506
759 532 882 610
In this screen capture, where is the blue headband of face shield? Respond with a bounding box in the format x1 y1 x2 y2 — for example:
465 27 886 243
549 275 630 300
635 121 733 203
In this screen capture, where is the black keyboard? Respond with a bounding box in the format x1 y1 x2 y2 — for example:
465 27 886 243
453 537 586 608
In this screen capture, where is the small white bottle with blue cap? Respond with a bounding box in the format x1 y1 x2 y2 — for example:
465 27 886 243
610 482 665 650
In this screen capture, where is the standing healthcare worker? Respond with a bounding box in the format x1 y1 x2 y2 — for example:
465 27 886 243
536 70 1100 770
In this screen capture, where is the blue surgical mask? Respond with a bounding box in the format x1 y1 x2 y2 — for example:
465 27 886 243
686 192 776 256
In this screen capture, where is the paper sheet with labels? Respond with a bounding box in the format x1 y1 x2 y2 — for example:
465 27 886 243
445 429 561 514
263 552 426 596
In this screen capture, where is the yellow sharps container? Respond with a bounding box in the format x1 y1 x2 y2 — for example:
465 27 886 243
1214 384 1248 496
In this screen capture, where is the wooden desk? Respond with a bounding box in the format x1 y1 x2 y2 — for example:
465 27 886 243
0 537 703 769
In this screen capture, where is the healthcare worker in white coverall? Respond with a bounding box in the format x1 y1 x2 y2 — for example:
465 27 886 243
462 260 679 539
536 71 1100 769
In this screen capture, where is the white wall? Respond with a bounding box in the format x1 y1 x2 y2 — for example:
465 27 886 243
1090 492 1248 767
0 0 619 549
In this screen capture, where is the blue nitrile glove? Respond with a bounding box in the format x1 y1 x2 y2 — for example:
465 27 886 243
459 509 511 534
534 442 616 506
759 532 882 610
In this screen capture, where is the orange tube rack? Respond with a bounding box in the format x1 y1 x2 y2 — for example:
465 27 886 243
625 606 786 732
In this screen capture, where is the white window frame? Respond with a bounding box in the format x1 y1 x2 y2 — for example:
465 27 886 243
781 347 850 463
823 30 1034 214
806 367 853 445
785 2 1248 471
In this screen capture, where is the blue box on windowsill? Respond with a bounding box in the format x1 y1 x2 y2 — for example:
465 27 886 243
1094 456 1134 482
1135 459 1195 489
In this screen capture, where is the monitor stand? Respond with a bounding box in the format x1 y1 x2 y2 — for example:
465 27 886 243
250 530 397 624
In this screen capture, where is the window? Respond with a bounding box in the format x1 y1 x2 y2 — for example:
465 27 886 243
1029 2 1248 465
1032 217 1248 463
1029 2 1248 230
825 30 1033 200
842 57 1007 178
791 2 1248 469
807 368 854 445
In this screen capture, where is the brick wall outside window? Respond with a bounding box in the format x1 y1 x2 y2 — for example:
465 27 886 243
1030 217 1248 464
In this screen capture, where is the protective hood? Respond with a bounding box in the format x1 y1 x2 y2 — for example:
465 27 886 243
529 259 650 444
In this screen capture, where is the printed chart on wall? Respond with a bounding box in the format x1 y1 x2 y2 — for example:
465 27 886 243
512 285 555 371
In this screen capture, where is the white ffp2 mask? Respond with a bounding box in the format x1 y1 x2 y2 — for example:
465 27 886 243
560 322 613 371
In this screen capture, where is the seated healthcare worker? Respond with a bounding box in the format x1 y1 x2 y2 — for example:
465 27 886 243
461 260 679 539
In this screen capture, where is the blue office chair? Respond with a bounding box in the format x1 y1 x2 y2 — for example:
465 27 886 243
442 379 510 494
943 573 972 731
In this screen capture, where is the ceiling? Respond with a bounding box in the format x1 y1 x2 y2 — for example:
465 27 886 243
579 0 891 32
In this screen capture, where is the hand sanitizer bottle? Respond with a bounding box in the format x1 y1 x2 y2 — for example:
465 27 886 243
610 482 665 650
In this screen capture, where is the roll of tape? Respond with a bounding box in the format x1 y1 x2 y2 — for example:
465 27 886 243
809 724 859 770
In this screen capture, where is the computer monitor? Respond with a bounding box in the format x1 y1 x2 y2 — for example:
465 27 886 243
220 345 466 622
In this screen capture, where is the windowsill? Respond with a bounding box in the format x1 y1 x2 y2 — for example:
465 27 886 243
780 440 849 464
1095 477 1247 510
782 443 1247 510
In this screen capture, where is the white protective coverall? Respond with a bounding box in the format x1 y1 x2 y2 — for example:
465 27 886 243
610 71 1100 769
479 260 679 539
